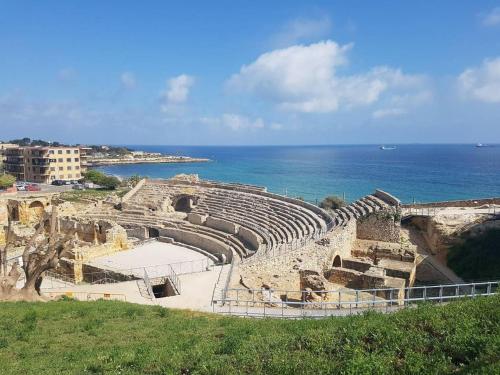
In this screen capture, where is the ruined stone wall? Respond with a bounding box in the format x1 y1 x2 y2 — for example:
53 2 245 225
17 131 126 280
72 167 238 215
237 226 262 251
187 213 206 225
0 202 7 245
402 197 500 208
125 226 148 240
324 220 357 269
357 211 401 243
205 216 239 235
342 258 372 273
325 268 363 288
159 227 232 262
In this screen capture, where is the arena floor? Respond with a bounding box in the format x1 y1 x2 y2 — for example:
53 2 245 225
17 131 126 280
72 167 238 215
88 240 212 275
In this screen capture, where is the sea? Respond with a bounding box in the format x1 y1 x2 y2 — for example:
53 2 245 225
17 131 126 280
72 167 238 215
96 145 500 204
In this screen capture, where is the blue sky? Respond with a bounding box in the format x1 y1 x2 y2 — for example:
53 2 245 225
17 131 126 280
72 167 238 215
1 1 500 145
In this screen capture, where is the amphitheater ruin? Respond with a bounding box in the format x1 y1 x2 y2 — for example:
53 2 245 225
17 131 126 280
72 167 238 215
1 174 498 316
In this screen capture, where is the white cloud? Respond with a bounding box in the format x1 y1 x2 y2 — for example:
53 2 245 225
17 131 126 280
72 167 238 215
372 108 406 119
481 7 500 27
200 113 266 131
458 57 500 103
161 74 195 113
271 16 332 47
120 72 136 89
228 40 426 114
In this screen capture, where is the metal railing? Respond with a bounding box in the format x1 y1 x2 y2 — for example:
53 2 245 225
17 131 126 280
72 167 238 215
104 258 214 279
213 281 499 318
143 268 155 300
165 264 181 295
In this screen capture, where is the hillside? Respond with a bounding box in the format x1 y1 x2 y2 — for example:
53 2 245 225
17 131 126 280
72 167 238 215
0 297 499 374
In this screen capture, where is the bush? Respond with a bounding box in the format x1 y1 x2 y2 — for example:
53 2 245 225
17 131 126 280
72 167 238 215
125 174 145 187
447 228 500 281
0 174 16 189
83 170 120 190
319 195 346 210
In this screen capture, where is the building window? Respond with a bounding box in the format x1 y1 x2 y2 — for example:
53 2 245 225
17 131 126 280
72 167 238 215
50 159 56 162
66 158 72 162
66 150 71 154
49 150 54 154
58 150 63 154
50 167 55 171
59 167 64 171
58 158 63 162
67 166 72 170
74 158 79 162
75 173 80 178
68 174 72 178
75 166 80 170
74 150 79 154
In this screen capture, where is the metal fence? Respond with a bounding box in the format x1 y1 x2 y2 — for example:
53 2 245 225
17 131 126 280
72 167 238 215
212 281 499 318
102 258 214 279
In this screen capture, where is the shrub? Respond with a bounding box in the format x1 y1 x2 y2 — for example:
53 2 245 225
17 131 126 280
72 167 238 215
83 170 120 190
319 195 346 210
0 174 16 189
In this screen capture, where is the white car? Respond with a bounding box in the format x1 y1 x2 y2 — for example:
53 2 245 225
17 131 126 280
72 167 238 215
15 182 27 191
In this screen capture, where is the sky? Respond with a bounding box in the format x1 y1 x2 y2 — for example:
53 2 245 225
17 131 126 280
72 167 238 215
1 1 500 145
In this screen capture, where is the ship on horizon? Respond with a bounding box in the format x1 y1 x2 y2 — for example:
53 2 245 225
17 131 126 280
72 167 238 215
379 145 397 150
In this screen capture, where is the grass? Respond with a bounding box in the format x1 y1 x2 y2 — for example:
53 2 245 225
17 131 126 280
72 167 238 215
0 296 499 374
59 188 130 202
447 228 500 281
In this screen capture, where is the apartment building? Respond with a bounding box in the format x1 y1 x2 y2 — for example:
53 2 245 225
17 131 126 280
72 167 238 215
4 146 89 183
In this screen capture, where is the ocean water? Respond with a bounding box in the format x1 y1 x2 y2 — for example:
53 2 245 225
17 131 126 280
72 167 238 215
96 145 500 204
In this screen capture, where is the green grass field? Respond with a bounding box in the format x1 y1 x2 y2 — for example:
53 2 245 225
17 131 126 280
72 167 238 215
0 296 499 374
59 188 130 202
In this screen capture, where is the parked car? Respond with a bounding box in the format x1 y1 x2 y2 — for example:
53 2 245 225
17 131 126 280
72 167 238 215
70 180 79 185
64 180 71 185
51 180 65 186
72 184 85 190
26 184 41 192
15 182 27 191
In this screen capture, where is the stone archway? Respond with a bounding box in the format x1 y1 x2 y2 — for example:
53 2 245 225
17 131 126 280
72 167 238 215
332 255 342 267
148 227 160 238
172 195 196 213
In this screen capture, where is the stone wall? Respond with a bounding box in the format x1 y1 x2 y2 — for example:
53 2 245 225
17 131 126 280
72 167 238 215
205 216 239 235
324 220 357 269
402 197 500 208
325 268 363 288
342 258 372 273
356 211 401 243
187 213 207 225
125 226 148 240
159 227 232 262
237 226 262 252
374 190 401 206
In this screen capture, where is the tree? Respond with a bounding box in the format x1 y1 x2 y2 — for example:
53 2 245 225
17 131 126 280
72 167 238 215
319 195 346 210
83 170 120 190
0 174 16 189
126 174 144 187
0 204 75 301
